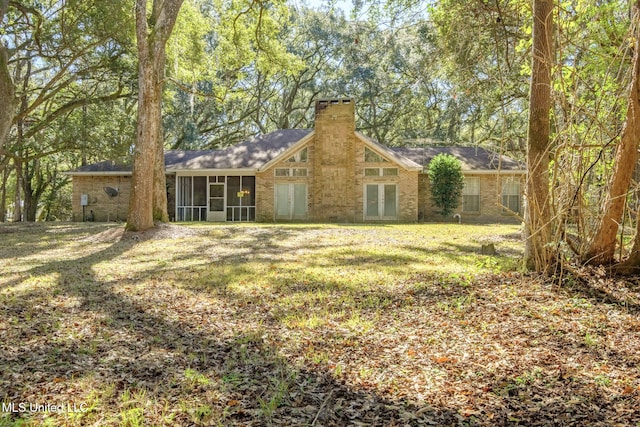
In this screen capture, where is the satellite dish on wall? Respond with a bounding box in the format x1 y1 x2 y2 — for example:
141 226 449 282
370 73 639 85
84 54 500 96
104 186 119 198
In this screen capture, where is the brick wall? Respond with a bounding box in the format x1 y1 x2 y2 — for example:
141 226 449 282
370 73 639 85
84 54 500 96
71 175 131 222
419 173 524 223
310 99 358 222
71 174 179 222
256 99 419 223
356 144 418 222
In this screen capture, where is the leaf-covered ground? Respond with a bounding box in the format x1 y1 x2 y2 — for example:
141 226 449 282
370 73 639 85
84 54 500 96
0 222 639 426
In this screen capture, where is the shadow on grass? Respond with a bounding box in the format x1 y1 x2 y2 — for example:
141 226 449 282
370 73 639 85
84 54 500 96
1 225 459 425
0 223 638 426
0 222 121 261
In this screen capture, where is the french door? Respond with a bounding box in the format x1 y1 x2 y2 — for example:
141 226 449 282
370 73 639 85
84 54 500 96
364 184 397 220
275 183 307 220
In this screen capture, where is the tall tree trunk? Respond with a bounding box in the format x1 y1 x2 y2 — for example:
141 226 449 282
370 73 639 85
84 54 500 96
153 126 168 222
524 0 555 272
584 1 640 265
13 159 21 222
0 161 8 222
127 0 183 231
0 0 17 153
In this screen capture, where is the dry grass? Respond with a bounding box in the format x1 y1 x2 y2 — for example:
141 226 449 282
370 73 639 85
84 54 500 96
0 222 638 426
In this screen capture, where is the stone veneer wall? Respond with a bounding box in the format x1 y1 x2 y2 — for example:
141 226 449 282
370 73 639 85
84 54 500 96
418 173 524 223
71 175 131 222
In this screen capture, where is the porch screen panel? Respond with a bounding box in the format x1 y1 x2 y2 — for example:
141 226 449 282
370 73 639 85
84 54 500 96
177 176 192 221
293 184 307 219
227 176 240 206
384 184 397 217
366 184 379 217
242 176 256 206
178 176 192 206
242 176 256 220
227 176 240 221
193 176 207 206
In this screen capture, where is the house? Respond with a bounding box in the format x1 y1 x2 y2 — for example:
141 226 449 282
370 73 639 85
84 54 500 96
67 98 525 223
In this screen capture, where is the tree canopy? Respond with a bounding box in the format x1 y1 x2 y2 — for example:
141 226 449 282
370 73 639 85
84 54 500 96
4 0 640 271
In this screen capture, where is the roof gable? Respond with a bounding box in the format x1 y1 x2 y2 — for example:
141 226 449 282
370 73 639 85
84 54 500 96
355 132 423 171
257 130 315 171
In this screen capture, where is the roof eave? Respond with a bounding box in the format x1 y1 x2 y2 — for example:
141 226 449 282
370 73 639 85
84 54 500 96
169 168 257 175
63 171 132 176
459 169 527 175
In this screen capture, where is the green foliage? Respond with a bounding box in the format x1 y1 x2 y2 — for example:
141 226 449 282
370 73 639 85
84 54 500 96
427 153 464 217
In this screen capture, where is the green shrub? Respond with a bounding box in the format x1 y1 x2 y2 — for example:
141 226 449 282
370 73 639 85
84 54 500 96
427 153 464 217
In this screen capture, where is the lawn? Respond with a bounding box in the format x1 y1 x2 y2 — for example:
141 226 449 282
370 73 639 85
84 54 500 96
0 222 639 426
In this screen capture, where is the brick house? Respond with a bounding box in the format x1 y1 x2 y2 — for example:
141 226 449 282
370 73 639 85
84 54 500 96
67 98 525 223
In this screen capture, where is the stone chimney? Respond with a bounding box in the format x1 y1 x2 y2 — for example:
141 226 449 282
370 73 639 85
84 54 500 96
311 98 357 222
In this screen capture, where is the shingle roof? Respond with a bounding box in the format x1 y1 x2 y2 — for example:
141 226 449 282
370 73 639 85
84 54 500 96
390 146 524 171
70 160 132 173
67 131 522 175
166 129 312 170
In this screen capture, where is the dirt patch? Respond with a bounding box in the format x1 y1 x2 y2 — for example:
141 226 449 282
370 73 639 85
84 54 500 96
79 223 203 243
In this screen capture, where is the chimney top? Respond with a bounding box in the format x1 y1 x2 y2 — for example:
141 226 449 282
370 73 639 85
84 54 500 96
315 97 354 116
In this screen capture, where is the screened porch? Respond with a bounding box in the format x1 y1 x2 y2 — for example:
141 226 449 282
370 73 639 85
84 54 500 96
175 175 256 222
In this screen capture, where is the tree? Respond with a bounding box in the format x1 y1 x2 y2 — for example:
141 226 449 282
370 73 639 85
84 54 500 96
127 0 184 231
427 153 464 217
583 0 640 266
0 0 17 155
1 0 134 221
524 0 555 273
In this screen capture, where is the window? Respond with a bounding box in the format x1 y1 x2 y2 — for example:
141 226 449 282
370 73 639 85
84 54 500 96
286 147 308 163
462 177 480 213
364 147 389 163
364 167 398 176
502 178 521 214
275 183 307 220
275 168 307 177
382 168 398 176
